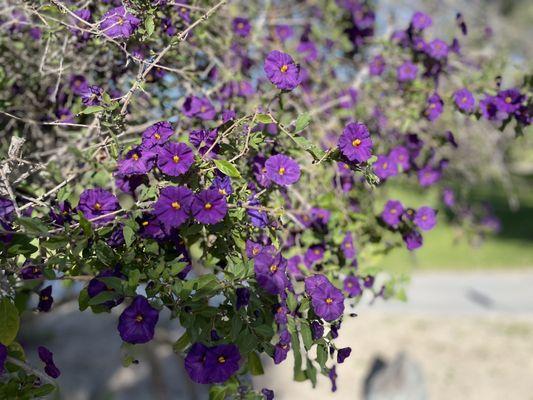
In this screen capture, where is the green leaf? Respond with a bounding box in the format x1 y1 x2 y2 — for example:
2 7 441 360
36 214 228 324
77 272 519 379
294 136 326 160
0 298 20 345
248 352 264 376
145 15 155 36
213 160 242 179
173 331 190 352
300 320 313 350
286 292 298 312
94 241 115 266
42 235 69 250
87 291 120 306
316 342 328 370
209 386 228 400
16 217 48 235
123 225 135 247
294 113 311 133
78 288 90 311
80 105 105 114
256 114 273 124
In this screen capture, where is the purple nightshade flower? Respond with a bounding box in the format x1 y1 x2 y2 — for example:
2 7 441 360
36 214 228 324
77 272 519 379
246 240 265 258
414 206 437 231
265 154 301 186
305 275 345 321
55 107 74 123
232 17 251 37
78 188 119 225
389 146 410 171
184 343 241 384
0 197 15 222
341 232 356 259
287 255 305 280
81 85 103 106
305 245 324 266
153 186 193 230
479 95 507 121
442 188 455 207
210 175 233 197
311 321 324 340
497 89 525 114
191 189 228 225
337 347 352 363
403 230 423 251
310 208 331 224
454 88 476 113
274 342 290 364
0 344 6 376
37 285 53 312
369 55 385 76
236 287 250 309
247 196 269 228
118 295 159 344
261 388 275 400
19 262 42 280
427 39 449 60
115 174 146 196
49 201 74 225
189 129 219 156
182 96 217 120
88 268 125 309
38 346 60 378
344 276 362 297
339 88 358 109
161 17 176 36
411 11 432 30
382 200 404 227
99 6 140 39
117 147 156 176
141 121 174 149
297 40 318 63
70 9 92 40
413 37 428 52
338 122 373 163
156 142 195 177
264 50 301 91
107 227 124 247
418 166 442 187
275 25 294 42
374 154 398 180
397 61 418 82
329 366 338 392
363 275 375 289
254 252 289 295
425 93 444 121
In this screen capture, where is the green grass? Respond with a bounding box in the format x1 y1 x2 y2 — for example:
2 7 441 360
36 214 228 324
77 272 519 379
379 177 533 273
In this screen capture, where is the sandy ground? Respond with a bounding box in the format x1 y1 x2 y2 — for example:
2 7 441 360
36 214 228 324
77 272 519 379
253 311 533 400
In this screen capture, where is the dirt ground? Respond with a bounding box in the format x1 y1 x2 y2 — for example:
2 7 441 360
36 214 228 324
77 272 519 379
253 311 533 400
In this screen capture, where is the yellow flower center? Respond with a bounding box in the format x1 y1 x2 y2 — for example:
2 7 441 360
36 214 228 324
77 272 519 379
142 221 149 226
94 202 102 210
347 282 353 287
280 64 288 73
41 296 49 301
382 162 388 169
171 202 181 210
252 248 260 255
461 97 467 103
278 167 285 175
237 22 244 30
132 153 139 161
154 133 161 140
218 356 226 363
325 298 333 304
422 215 428 220
345 243 351 248
135 315 143 322
390 208 397 214
117 17 124 26
505 96 512 104
200 106 207 113
173 155 180 163
429 103 436 109
219 189 227 196
314 249 320 255
270 264 278 273
204 203 212 210
352 138 362 147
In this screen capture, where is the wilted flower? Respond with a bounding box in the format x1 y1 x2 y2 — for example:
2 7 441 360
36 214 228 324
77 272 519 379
38 346 60 378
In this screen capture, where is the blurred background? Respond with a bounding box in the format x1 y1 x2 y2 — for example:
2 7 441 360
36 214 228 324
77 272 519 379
16 0 533 399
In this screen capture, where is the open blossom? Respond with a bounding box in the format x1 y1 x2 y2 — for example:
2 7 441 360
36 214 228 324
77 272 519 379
275 25 294 42
81 85 103 106
442 188 456 207
191 189 228 225
497 89 525 113
427 39 449 60
338 122 373 162
100 6 140 39
382 200 404 227
369 55 385 76
153 186 193 230
264 50 301 91
189 129 219 156
425 93 444 121
182 96 217 120
343 276 362 297
374 154 398 180
232 17 251 37
157 142 195 176
389 146 410 171
185 343 241 384
454 88 475 112
118 295 159 344
117 147 156 175
38 285 53 312
341 231 356 259
305 274 344 321
78 188 119 225
418 166 442 187
414 206 437 231
254 251 289 295
141 121 174 149
38 346 60 378
397 61 418 82
411 11 432 30
210 174 233 197
403 229 423 251
479 95 507 121
265 154 301 186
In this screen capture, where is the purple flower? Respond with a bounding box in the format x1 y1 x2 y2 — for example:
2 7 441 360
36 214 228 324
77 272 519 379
275 25 294 42
246 240 266 258
454 88 475 113
344 276 362 297
339 88 358 109
232 17 251 37
0 197 15 222
156 142 194 177
369 55 385 76
338 122 373 163
88 268 125 309
236 287 250 309
374 154 398 180
141 121 174 149
19 263 42 280
442 188 455 207
311 321 324 340
297 41 318 63
0 344 6 376
265 154 301 186
189 129 219 156
78 188 119 225
305 245 324 266
261 388 275 400
413 37 427 52
210 175 233 197
337 347 352 363
117 147 156 176
184 343 241 384
427 39 449 60
497 89 525 113
397 61 418 82
81 85 103 106
191 189 228 225
411 11 432 30
118 295 159 344
273 342 290 364
37 285 53 312
254 252 289 295
153 186 193 230
182 96 216 120
382 200 404 227
425 93 444 121
287 255 305 280
99 6 140 39
38 346 60 378
479 95 507 121
403 230 423 251
247 196 269 228
305 275 344 321
70 76 88 96
341 232 356 259
329 366 337 392
70 9 92 40
389 146 410 171
418 166 441 187
414 206 437 231
264 50 301 91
